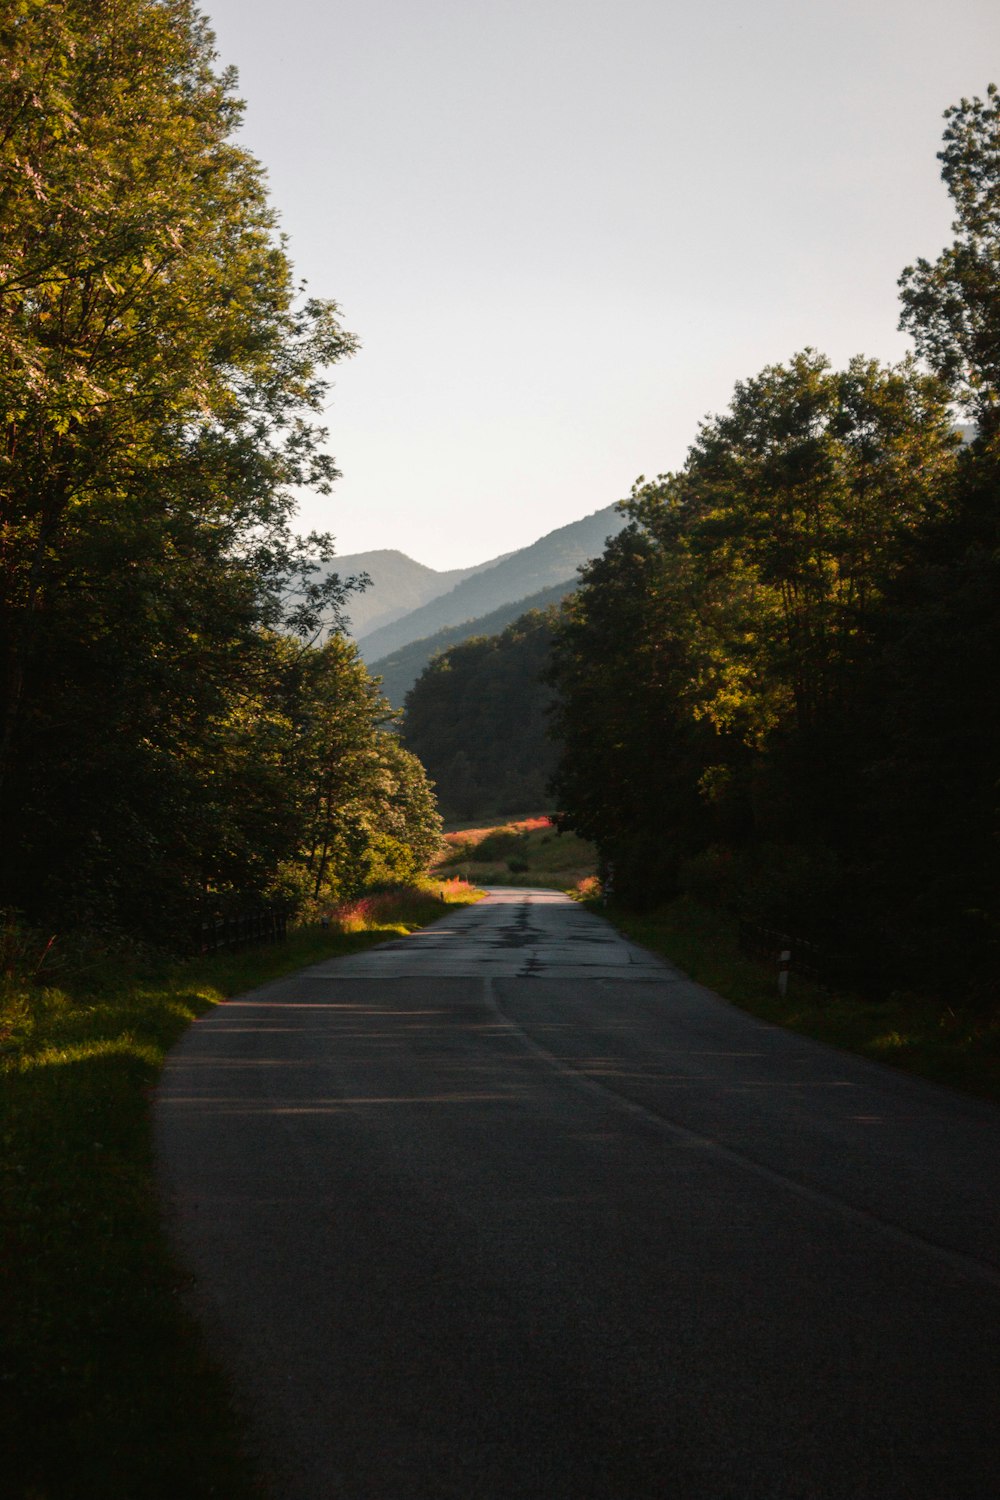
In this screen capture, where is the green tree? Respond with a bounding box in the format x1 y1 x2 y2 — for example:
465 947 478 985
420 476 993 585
548 87 998 999
899 83 1000 434
280 636 441 908
885 84 1000 997
547 519 724 902
674 351 956 745
0 0 357 799
548 352 958 935
0 0 390 938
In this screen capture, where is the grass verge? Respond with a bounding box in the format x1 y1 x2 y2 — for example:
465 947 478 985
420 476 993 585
603 896 1000 1105
0 883 480 1500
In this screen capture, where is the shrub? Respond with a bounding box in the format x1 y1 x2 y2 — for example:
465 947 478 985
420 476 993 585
475 827 526 861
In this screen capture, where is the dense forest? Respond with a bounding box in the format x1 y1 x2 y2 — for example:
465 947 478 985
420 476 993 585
0 0 440 946
546 86 1000 1003
402 609 559 821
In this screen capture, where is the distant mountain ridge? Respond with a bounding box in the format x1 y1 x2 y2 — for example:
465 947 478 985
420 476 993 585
356 504 626 663
370 578 577 707
325 548 508 639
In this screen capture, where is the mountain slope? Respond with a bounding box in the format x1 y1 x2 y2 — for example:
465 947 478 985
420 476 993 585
370 578 577 707
356 505 626 662
320 549 508 639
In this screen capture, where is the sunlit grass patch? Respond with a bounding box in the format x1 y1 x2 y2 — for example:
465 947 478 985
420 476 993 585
441 814 552 843
428 875 483 904
325 880 484 933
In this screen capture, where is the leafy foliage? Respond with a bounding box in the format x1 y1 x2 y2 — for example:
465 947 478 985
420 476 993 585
0 1 439 944
899 83 1000 434
548 87 999 1001
547 522 717 901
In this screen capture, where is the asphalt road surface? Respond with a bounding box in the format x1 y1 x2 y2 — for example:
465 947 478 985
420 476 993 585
155 889 1000 1499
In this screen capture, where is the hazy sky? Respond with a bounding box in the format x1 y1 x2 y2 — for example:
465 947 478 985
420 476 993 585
202 0 998 570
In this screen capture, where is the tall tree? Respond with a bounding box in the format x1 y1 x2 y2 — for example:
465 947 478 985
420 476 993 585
548 352 958 936
283 635 441 907
0 0 357 797
0 1 413 938
886 84 1000 998
899 83 1000 436
546 86 998 998
673 351 956 748
547 520 719 901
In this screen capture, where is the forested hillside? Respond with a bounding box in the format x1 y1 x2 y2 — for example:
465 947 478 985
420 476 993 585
356 504 625 661
547 86 1000 1006
0 0 440 946
402 609 560 821
371 578 575 706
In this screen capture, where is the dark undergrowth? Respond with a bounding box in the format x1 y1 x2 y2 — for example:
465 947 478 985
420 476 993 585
0 884 480 1500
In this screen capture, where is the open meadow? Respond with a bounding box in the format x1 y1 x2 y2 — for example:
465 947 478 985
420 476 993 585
433 816 598 892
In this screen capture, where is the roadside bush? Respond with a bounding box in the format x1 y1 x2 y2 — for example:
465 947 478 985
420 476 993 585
475 827 526 861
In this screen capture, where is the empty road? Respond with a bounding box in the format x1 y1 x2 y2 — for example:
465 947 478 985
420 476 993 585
156 889 1000 1499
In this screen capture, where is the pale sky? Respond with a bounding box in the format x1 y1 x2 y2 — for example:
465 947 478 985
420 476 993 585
202 0 998 570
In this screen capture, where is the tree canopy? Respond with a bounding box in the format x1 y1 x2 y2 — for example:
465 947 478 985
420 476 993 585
0 1 440 942
899 84 1000 435
548 87 999 1001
